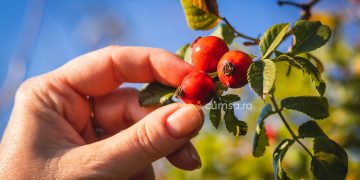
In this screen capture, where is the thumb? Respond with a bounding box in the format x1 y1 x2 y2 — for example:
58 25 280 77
79 103 204 178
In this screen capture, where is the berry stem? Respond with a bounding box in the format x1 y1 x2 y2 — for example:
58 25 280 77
270 93 314 157
220 17 260 46
174 86 184 98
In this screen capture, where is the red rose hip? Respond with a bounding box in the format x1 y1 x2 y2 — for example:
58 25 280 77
175 71 216 106
217 50 252 88
191 36 229 73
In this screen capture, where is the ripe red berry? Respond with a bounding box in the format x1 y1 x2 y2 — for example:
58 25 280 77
175 71 216 106
217 50 252 88
191 36 229 73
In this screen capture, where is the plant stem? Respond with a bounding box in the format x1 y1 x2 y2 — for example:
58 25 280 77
278 0 320 20
220 17 260 45
270 94 314 157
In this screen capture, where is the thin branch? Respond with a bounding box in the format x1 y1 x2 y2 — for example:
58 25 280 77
221 17 260 45
278 1 303 8
278 0 320 20
270 94 314 157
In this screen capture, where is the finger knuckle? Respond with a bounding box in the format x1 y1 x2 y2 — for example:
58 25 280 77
105 45 121 52
16 76 43 102
133 122 162 161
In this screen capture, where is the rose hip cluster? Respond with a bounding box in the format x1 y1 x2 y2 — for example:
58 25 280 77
175 36 253 106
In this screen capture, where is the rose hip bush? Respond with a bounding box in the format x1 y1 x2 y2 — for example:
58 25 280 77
138 0 348 179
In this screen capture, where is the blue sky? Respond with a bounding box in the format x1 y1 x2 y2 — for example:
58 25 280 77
0 0 351 136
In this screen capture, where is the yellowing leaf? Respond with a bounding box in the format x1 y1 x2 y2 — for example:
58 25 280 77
180 0 220 30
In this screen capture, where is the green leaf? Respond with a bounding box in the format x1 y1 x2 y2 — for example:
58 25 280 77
253 104 275 157
211 23 236 44
275 55 326 96
313 137 348 170
281 96 329 119
139 82 176 107
311 152 347 180
247 60 277 98
316 81 326 97
293 56 326 96
262 59 277 96
260 23 290 59
180 0 220 30
273 139 294 180
247 61 263 96
223 107 247 136
298 120 327 138
176 44 190 59
221 94 240 103
209 99 221 128
292 20 331 54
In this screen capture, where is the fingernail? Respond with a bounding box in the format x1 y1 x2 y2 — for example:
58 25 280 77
187 144 202 169
166 104 204 138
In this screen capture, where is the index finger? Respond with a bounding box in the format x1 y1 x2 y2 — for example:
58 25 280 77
53 46 193 96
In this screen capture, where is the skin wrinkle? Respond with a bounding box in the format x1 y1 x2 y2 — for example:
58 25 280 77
41 155 58 179
40 80 68 125
48 149 68 179
61 151 90 179
128 124 155 164
80 146 102 174
139 121 162 160
50 75 89 118
47 74 92 136
137 104 185 159
81 141 129 179
33 109 84 147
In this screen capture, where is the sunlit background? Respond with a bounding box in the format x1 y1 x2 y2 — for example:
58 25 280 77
1 0 360 179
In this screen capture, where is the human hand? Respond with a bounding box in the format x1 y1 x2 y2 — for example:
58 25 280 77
0 46 204 179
